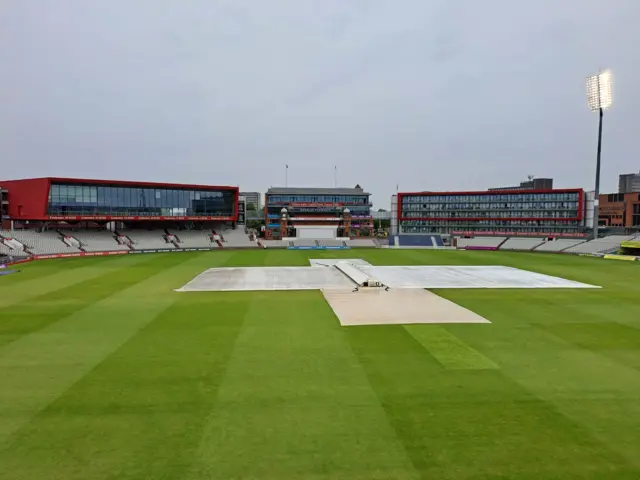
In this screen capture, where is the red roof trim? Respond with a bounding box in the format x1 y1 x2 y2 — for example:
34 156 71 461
3 215 237 222
4 177 238 191
398 188 583 196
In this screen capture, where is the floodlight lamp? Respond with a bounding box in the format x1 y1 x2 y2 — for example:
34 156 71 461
586 69 613 111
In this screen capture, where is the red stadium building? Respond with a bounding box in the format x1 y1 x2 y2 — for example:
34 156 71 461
0 177 239 227
396 188 587 237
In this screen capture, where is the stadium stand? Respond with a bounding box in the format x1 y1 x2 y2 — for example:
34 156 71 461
219 228 257 248
563 234 637 254
3 225 639 259
292 239 320 248
456 237 507 249
533 238 586 252
121 230 175 250
0 240 13 257
1 236 27 253
0 229 80 255
62 230 131 252
169 229 218 249
401 235 433 247
317 239 345 247
260 240 289 248
499 237 545 251
390 235 445 248
345 238 377 248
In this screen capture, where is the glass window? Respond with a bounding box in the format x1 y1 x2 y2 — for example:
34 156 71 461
128 188 136 209
109 187 119 209
125 188 133 208
142 189 151 208
45 184 237 217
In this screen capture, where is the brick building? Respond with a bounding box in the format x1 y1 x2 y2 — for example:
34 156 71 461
598 192 640 229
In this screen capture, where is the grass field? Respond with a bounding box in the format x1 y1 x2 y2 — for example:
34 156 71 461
1 249 640 479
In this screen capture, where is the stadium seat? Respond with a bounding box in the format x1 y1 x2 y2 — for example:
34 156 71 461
292 239 319 248
0 240 13 256
499 238 545 251
260 239 288 248
0 229 81 255
61 230 131 252
533 239 586 252
563 234 638 255
317 239 344 247
345 238 377 248
456 237 506 249
169 229 218 249
121 230 176 250
395 235 437 247
219 228 258 248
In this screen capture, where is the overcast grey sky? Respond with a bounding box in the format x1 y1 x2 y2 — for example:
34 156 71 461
1 1 639 207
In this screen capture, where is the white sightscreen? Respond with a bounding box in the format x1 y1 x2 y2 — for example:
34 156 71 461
296 226 336 239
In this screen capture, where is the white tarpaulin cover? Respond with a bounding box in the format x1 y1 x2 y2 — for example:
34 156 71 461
176 266 355 291
309 259 372 267
354 265 599 289
176 262 599 292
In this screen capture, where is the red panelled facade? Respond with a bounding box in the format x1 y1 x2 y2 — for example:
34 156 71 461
0 177 239 222
0 178 51 220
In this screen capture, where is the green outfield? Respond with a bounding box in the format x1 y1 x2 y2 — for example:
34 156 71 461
1 249 639 479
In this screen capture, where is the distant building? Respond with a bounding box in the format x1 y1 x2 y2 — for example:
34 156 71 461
264 186 372 238
598 192 640 229
489 177 553 191
240 191 261 209
618 172 640 194
372 210 391 220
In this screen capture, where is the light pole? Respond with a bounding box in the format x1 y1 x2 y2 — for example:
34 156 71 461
585 69 613 240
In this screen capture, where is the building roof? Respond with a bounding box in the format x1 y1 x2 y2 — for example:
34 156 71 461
266 187 370 195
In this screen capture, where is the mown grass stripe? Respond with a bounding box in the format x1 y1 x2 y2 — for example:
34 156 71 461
0 264 249 479
0 249 639 479
467 321 640 470
188 291 420 480
0 255 163 350
0 253 205 445
345 324 636 479
0 256 112 286
535 322 640 371
0 254 144 309
404 325 498 370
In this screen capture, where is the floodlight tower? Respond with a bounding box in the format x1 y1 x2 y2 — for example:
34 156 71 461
585 69 613 239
